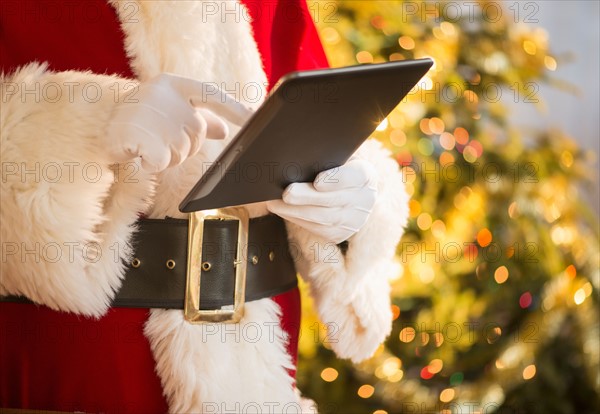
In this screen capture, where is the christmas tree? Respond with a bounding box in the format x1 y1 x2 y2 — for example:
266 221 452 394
297 1 600 413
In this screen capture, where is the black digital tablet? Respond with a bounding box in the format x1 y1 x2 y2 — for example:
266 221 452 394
179 58 433 212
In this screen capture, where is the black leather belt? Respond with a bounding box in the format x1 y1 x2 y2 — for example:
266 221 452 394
2 214 298 315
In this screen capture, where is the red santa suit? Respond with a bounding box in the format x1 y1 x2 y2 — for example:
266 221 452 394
0 1 409 412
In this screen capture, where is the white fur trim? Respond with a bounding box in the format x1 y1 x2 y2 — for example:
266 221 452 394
0 63 154 317
285 139 409 363
145 299 300 413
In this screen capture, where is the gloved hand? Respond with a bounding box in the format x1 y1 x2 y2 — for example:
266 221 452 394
266 158 378 244
106 73 253 172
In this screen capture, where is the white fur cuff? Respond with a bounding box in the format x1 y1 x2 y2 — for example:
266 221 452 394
0 63 154 317
285 139 409 363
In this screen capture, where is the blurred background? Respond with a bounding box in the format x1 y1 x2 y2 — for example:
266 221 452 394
296 1 600 413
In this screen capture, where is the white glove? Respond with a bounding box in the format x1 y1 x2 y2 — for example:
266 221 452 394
266 158 378 244
106 73 253 172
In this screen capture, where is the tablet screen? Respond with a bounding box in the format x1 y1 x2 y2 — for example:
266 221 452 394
179 58 433 212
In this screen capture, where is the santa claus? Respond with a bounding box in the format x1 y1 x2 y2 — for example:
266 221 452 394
0 0 409 412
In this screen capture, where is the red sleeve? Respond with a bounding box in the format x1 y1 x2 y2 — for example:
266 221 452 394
241 0 330 89
1 0 328 87
0 0 133 76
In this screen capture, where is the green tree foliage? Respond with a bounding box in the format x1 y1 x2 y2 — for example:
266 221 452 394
298 2 599 413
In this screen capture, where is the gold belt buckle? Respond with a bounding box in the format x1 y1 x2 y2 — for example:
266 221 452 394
184 207 249 323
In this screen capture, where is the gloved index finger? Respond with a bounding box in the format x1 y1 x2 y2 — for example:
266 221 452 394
314 159 376 192
283 182 349 207
169 74 255 126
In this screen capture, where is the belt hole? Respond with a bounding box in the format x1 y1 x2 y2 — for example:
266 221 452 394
166 259 176 270
268 251 275 262
251 255 259 265
131 258 141 268
201 261 212 272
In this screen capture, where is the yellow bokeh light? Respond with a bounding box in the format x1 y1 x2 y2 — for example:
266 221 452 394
417 213 433 230
420 76 434 90
376 118 389 131
463 90 479 104
574 288 586 305
429 117 445 134
440 21 456 36
428 359 443 374
582 282 593 297
390 53 404 61
390 129 407 147
508 201 518 218
358 384 375 398
551 225 575 245
399 327 416 343
460 184 473 197
433 332 444 347
544 55 557 71
454 127 469 144
321 367 339 382
523 364 536 380
399 35 415 50
487 327 502 344
439 151 455 166
494 266 509 284
523 40 537 55
477 228 493 247
388 370 404 382
463 145 478 163
439 132 456 150
439 388 455 403
566 265 577 278
391 304 400 321
382 357 401 377
388 111 405 128
356 51 374 63
409 199 422 217
420 118 432 135
320 27 341 45
432 26 444 40
431 220 446 239
560 150 574 168
506 246 515 259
